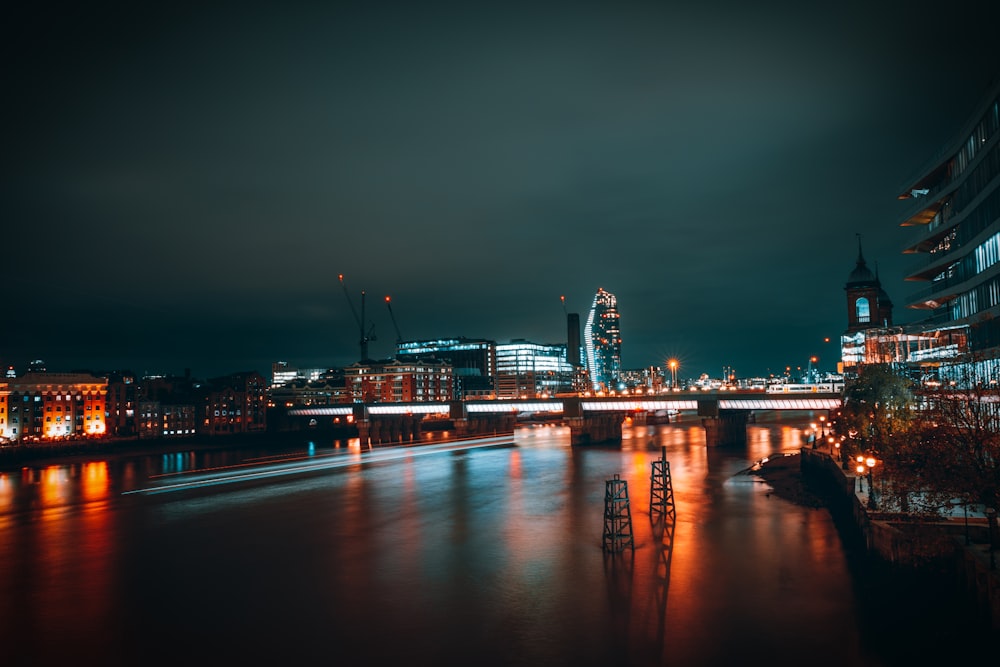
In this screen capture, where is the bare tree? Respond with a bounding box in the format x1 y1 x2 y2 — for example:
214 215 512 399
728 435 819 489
841 354 1000 518
913 358 1000 514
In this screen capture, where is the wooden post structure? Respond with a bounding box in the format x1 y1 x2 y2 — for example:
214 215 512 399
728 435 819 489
649 446 676 520
602 474 634 553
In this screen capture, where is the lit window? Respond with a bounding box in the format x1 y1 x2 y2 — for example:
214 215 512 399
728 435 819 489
855 297 870 323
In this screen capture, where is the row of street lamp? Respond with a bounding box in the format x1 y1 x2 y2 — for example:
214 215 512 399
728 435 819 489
810 410 996 569
809 414 878 509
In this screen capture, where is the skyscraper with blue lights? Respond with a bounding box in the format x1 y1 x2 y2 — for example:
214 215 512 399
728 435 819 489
584 287 622 392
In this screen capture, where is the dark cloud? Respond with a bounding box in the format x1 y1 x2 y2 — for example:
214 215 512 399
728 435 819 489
3 1 1000 380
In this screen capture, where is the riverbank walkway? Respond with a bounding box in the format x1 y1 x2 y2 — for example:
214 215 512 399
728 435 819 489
799 444 1000 631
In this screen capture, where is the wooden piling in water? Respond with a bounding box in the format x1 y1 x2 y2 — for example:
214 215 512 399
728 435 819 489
650 445 676 520
602 474 634 552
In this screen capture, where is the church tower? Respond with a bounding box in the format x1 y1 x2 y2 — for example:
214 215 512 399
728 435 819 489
844 237 893 333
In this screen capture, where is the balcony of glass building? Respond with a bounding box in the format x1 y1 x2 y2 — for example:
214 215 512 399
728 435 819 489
900 200 954 249
903 276 962 310
902 243 963 282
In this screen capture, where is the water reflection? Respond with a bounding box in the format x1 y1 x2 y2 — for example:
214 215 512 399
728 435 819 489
0 413 939 666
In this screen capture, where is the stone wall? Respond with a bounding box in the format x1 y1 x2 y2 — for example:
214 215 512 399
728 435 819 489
801 447 1000 630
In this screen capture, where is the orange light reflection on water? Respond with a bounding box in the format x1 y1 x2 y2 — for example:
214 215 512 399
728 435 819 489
40 465 70 508
0 473 11 514
81 461 109 502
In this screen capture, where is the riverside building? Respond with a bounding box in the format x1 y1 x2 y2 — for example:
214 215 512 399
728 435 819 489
895 77 1000 381
0 372 108 442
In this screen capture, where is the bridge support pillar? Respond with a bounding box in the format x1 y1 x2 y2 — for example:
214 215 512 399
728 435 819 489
568 413 625 445
702 410 750 447
356 420 371 446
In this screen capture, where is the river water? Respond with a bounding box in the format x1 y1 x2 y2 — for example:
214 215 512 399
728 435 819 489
0 412 986 666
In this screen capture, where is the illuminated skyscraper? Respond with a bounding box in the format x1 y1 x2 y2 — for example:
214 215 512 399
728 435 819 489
584 287 622 391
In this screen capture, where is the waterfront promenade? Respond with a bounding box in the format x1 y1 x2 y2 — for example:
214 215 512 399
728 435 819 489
797 446 1000 632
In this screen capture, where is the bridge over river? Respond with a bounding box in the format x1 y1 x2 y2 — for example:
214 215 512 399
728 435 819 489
286 390 843 446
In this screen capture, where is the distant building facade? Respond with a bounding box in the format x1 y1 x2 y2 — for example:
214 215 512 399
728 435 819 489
495 340 575 398
0 372 108 442
584 287 622 391
270 361 328 388
395 337 495 399
200 371 268 435
105 371 139 438
345 359 454 403
136 373 199 439
268 377 351 408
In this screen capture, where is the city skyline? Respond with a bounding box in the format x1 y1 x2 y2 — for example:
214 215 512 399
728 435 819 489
4 1 1000 380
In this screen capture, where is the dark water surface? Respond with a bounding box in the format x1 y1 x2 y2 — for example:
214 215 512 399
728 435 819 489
0 413 985 666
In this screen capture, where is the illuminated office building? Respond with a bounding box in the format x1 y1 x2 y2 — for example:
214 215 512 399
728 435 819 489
271 361 326 388
396 337 496 398
495 340 575 398
584 287 622 392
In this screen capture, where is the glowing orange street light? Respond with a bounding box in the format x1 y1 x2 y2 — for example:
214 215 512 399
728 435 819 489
865 456 878 509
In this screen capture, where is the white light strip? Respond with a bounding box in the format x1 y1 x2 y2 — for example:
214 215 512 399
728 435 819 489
582 400 698 410
368 404 450 415
465 402 564 413
719 399 841 410
287 396 842 418
287 406 354 416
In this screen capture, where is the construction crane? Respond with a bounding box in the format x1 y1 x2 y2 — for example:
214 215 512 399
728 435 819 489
339 274 376 362
385 295 403 345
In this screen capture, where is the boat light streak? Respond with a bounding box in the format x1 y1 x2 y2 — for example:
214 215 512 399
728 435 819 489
123 435 516 496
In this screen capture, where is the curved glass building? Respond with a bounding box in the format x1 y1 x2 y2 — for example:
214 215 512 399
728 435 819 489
898 78 1000 376
584 287 622 392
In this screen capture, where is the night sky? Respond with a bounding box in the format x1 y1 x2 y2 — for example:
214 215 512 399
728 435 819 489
4 1 1000 381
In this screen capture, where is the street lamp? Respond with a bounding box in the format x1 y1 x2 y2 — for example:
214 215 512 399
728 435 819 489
855 463 865 493
987 507 997 571
669 359 678 390
865 456 877 510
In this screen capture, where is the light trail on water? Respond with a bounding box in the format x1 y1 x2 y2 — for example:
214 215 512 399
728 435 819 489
122 434 517 496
